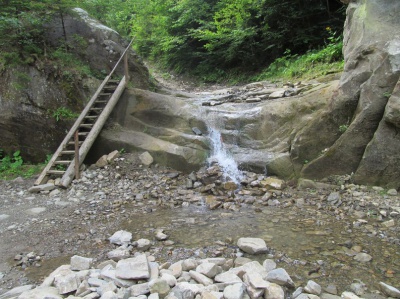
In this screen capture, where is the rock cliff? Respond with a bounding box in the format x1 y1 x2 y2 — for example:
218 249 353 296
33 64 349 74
292 0 400 188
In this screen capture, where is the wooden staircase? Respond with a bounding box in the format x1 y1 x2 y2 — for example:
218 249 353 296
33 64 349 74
35 40 133 188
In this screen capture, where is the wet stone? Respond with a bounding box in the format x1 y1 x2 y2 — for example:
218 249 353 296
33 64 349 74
353 253 372 263
379 282 400 298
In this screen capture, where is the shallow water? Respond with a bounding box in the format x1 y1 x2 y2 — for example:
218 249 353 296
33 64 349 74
122 203 399 293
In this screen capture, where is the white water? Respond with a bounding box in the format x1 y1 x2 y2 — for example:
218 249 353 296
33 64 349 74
207 127 243 185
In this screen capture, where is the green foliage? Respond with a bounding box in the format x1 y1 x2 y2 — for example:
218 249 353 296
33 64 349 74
0 150 23 178
0 150 43 179
254 29 344 81
52 107 79 121
339 124 348 133
383 92 391 99
81 0 345 82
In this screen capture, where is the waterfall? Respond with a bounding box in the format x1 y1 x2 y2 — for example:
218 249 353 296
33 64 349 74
207 127 243 185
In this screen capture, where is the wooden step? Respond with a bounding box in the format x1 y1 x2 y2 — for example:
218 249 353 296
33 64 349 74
68 141 83 145
54 160 72 165
84 116 98 119
78 132 90 136
95 100 108 104
108 80 120 83
100 93 112 96
79 124 93 128
60 151 75 155
47 170 66 175
90 108 103 111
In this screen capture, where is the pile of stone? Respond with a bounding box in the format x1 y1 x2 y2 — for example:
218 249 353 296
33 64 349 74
2 235 399 299
201 81 317 106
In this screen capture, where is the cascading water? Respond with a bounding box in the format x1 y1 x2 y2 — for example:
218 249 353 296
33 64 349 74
207 127 243 185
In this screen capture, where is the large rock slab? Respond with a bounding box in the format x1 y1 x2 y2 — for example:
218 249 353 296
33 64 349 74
116 254 150 280
237 238 268 254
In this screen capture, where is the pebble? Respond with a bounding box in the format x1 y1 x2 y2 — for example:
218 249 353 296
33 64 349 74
353 253 372 262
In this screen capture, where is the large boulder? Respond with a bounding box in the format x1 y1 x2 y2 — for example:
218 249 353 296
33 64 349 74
291 0 400 188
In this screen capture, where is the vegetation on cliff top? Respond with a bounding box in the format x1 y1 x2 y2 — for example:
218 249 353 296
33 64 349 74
1 0 345 83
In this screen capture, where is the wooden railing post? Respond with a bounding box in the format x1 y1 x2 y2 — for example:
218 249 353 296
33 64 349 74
124 52 129 81
74 129 80 180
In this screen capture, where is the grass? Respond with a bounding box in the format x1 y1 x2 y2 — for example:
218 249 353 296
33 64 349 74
0 150 43 180
51 107 79 121
254 30 344 82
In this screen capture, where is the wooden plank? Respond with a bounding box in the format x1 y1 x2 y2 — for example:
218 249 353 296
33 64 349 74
60 76 127 187
47 170 66 175
60 151 75 155
74 130 80 180
54 161 72 164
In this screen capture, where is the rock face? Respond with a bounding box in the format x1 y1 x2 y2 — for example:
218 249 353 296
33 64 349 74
292 0 400 188
0 9 151 163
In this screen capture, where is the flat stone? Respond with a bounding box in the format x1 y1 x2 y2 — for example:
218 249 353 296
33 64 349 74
100 291 118 299
169 261 183 278
0 214 10 221
324 285 338 295
214 272 242 284
116 254 150 280
189 270 214 286
379 282 400 298
321 294 341 299
243 272 269 289
223 283 247 299
136 238 151 251
382 219 395 227
182 259 198 271
98 281 117 296
192 127 203 135
265 283 285 299
161 273 177 287
107 245 131 261
387 189 398 196
130 283 150 297
95 155 108 168
353 253 372 262
268 90 286 99
109 230 132 245
28 183 56 193
341 292 361 299
0 285 34 299
237 238 268 254
327 192 340 203
54 271 80 294
265 268 294 288
17 287 62 299
196 262 221 278
70 255 93 271
149 278 171 298
263 259 277 272
242 261 267 278
106 150 120 163
139 151 154 166
304 280 322 295
260 178 285 190
170 282 200 299
25 207 46 215
101 265 136 288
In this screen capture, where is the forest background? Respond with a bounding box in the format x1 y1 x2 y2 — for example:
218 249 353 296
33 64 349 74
0 0 346 83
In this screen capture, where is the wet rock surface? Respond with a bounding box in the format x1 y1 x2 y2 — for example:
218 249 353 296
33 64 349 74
0 152 399 298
